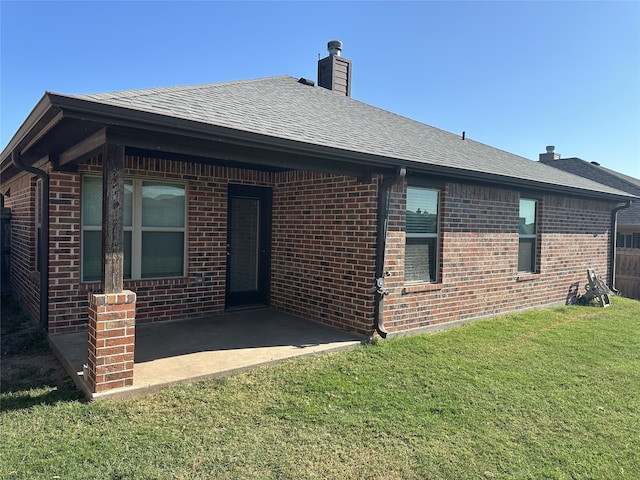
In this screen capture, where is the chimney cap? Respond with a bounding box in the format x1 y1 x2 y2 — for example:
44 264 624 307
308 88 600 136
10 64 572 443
327 40 343 56
546 145 555 153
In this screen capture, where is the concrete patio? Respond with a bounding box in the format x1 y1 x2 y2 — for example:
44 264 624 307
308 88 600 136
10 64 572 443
49 308 365 400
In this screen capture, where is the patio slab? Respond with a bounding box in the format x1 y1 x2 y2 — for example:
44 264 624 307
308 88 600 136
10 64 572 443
49 308 365 400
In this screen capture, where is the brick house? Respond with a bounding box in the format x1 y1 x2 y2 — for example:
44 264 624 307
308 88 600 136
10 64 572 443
539 147 640 249
539 147 640 299
1 43 636 393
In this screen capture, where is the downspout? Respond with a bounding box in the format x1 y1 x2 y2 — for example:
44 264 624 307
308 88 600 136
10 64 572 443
372 167 406 338
11 151 49 331
609 200 632 291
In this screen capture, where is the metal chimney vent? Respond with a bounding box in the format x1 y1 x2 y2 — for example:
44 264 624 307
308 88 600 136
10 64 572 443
327 40 343 56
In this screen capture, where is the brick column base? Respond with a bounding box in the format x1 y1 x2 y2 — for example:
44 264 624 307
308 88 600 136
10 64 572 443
87 291 136 393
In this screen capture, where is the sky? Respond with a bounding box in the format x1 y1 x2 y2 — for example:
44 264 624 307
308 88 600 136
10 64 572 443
1 1 639 178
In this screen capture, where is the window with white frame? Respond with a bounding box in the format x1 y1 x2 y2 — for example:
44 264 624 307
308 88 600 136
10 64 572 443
405 187 439 283
518 198 538 273
81 176 186 283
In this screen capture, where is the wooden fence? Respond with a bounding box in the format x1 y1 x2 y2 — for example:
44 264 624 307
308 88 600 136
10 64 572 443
615 248 640 300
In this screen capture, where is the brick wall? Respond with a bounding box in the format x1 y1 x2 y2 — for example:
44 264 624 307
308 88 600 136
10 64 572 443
271 171 377 334
382 180 615 334
46 156 279 333
49 169 86 332
12 156 377 335
4 172 40 322
5 154 617 338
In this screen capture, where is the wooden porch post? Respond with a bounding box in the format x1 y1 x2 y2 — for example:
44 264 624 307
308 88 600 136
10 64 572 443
86 143 137 395
101 143 125 294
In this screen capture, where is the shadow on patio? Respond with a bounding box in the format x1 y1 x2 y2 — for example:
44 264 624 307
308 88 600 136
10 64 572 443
49 308 365 400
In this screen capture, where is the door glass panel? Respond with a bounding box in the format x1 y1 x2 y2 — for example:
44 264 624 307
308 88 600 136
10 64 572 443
230 198 259 292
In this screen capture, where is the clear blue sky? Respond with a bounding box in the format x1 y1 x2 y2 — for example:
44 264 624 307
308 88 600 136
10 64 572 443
2 1 639 177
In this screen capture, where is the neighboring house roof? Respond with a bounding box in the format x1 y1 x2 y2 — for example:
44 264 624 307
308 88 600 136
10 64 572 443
619 206 640 227
1 75 636 201
540 156 640 226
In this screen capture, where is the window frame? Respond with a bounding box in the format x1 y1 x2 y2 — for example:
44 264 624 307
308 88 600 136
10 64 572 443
405 185 440 284
616 233 635 248
518 198 538 274
80 175 187 283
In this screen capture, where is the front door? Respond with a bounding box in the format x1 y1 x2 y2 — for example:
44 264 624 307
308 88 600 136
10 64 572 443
226 184 272 308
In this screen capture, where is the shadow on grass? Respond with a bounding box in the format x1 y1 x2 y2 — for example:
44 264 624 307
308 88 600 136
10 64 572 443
1 386 84 411
1 295 84 411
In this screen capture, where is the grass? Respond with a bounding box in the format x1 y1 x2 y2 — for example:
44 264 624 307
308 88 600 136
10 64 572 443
1 297 639 479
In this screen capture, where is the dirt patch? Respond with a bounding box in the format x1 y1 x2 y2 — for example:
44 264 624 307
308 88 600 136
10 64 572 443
1 296 76 393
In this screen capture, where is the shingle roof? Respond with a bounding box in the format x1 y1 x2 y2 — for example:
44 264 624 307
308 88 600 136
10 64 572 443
618 205 640 226
65 75 632 197
540 157 640 226
540 157 640 196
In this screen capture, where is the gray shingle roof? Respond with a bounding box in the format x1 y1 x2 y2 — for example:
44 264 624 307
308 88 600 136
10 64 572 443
540 157 640 226
66 75 632 197
618 205 640 226
540 157 640 196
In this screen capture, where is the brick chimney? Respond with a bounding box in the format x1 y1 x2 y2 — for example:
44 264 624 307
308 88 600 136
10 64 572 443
318 40 352 96
539 145 561 162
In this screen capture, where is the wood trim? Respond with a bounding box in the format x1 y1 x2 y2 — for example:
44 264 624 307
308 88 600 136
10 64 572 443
59 128 107 166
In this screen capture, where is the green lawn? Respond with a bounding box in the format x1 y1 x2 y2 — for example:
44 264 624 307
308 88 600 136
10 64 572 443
1 298 639 479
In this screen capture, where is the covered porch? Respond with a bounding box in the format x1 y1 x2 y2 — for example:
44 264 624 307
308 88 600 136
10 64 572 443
49 308 364 400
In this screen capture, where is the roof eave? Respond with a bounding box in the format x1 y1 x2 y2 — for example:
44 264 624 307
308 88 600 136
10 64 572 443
0 93 59 168
3 93 636 203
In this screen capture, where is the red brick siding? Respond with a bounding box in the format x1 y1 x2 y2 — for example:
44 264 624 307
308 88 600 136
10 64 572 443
49 157 278 333
4 173 40 322
33 156 377 334
48 170 86 332
271 172 377 334
382 180 615 334
5 154 617 339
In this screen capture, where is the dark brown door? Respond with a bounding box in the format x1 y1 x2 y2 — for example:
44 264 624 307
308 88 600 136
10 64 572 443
226 184 272 308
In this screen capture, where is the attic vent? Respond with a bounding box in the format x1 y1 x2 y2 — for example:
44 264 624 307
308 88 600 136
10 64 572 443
298 77 315 86
591 161 601 166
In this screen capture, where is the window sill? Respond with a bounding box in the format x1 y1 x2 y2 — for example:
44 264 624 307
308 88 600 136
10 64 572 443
516 273 541 282
402 283 443 294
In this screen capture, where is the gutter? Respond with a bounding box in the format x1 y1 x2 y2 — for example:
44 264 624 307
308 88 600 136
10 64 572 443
11 151 49 331
372 167 406 338
3 93 632 204
609 200 632 291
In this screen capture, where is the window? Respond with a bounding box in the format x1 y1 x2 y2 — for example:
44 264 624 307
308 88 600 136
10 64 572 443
617 233 640 249
617 233 631 248
405 187 439 283
81 176 186 282
518 198 537 273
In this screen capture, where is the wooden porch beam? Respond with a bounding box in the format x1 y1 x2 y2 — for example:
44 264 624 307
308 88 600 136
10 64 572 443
101 143 125 294
58 128 107 166
107 127 382 179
